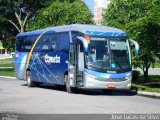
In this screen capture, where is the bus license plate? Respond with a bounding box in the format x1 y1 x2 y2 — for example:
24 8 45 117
107 84 116 88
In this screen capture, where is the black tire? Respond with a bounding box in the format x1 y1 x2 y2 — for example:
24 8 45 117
34 82 41 87
65 75 75 93
26 71 35 87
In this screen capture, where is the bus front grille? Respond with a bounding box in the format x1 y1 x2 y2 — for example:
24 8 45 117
97 77 127 82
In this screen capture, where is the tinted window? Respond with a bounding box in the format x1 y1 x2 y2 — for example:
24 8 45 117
16 35 39 52
34 33 57 52
57 32 69 52
32 32 69 52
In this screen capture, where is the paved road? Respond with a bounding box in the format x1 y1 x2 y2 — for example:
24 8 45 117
0 78 160 114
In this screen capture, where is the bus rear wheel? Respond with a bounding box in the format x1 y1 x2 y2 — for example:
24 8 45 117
65 75 75 93
26 71 35 87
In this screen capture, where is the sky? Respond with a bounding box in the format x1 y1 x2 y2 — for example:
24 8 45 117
84 0 94 14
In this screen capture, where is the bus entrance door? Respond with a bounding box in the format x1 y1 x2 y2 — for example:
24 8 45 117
67 44 77 91
68 43 84 91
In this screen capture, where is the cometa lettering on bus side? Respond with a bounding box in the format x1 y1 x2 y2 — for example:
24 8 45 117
45 54 60 63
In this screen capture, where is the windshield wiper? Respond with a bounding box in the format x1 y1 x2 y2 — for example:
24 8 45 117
87 64 101 70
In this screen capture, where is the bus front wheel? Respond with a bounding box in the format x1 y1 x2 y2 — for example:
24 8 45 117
65 75 75 93
26 71 35 87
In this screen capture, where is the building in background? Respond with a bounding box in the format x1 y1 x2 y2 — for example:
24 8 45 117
94 0 110 25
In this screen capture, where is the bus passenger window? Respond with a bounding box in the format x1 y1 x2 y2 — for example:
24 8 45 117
50 34 58 52
58 32 69 52
42 44 49 52
51 44 56 51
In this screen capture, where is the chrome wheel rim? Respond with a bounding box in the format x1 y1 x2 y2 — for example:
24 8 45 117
27 75 31 85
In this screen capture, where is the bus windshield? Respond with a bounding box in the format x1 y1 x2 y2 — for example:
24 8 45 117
86 37 131 73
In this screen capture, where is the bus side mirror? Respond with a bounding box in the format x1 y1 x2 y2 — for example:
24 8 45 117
129 39 140 55
77 36 88 53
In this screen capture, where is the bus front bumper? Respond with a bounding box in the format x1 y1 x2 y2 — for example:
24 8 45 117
81 74 132 90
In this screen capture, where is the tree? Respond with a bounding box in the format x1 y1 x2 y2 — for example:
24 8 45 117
28 0 94 31
7 7 30 33
128 18 160 82
0 0 55 51
102 0 160 82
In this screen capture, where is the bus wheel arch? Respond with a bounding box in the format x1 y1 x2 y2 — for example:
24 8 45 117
26 68 30 72
64 71 68 84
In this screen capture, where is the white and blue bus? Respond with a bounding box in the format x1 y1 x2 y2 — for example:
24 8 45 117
15 24 139 93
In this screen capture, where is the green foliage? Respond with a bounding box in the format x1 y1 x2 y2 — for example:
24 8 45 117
103 0 159 29
0 0 56 51
128 19 160 68
132 75 160 93
153 63 160 68
0 70 15 77
0 0 93 51
102 0 160 82
28 0 94 31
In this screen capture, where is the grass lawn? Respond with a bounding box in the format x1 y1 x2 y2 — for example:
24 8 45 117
151 63 160 68
132 75 160 93
0 62 15 77
0 70 15 77
0 63 14 67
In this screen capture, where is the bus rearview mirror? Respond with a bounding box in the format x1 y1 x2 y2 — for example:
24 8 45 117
129 39 140 55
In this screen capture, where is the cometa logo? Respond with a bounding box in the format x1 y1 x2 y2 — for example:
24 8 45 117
45 54 60 63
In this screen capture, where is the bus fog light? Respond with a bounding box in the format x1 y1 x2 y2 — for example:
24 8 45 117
87 81 94 86
84 73 96 79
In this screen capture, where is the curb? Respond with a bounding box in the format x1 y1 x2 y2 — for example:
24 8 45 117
137 91 160 99
0 76 16 79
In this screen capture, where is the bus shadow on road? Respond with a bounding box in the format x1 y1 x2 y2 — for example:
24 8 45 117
21 83 137 96
40 84 67 92
22 83 67 92
76 89 137 96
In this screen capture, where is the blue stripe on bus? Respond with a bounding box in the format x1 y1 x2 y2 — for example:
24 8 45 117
84 69 131 78
86 31 126 37
15 52 28 79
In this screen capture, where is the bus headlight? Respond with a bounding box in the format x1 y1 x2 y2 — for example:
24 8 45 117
84 73 97 79
84 73 97 86
125 75 131 81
